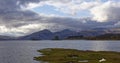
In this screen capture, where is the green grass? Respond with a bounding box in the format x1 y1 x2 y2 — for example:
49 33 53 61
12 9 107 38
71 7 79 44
34 48 120 63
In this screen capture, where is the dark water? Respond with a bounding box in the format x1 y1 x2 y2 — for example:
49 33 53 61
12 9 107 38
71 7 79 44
0 40 120 63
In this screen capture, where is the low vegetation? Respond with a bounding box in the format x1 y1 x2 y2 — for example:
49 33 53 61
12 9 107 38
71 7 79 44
34 48 120 63
87 34 120 40
66 34 120 40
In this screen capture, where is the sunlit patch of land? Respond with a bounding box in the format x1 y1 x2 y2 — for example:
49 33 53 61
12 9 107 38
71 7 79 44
34 48 120 63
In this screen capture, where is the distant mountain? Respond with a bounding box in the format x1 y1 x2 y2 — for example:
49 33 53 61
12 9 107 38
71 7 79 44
107 27 120 34
79 30 106 37
19 29 79 40
0 35 15 40
80 27 120 37
19 27 120 40
54 29 80 39
20 29 54 40
92 27 120 34
0 27 119 40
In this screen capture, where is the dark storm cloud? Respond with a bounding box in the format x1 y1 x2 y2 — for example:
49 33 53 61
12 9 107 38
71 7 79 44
0 0 44 10
0 0 45 27
35 16 118 31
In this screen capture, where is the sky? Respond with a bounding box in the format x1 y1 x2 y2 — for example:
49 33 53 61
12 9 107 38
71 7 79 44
0 0 120 36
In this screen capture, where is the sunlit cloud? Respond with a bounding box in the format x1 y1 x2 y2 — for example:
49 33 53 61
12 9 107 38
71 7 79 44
90 1 120 22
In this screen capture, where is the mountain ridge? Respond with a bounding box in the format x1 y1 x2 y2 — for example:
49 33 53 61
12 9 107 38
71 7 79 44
0 27 120 40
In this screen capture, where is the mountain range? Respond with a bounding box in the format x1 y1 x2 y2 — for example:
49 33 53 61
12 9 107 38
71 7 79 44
0 27 120 40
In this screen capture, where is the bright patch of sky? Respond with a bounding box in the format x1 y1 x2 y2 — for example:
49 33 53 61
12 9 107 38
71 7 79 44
30 0 119 18
33 5 71 17
32 5 91 18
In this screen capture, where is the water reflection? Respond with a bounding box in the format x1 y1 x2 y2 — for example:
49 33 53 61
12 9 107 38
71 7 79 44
91 41 109 51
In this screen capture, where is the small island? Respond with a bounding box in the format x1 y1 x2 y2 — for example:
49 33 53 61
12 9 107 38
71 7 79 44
34 48 120 63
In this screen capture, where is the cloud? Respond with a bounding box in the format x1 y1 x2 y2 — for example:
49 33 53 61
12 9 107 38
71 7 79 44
0 0 119 36
90 1 120 22
25 0 120 22
0 0 44 36
25 0 99 15
0 0 41 24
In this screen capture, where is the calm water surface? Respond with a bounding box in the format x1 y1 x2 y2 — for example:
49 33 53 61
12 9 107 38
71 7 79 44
0 40 120 63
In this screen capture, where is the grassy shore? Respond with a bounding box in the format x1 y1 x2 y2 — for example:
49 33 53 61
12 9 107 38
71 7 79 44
34 48 120 63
